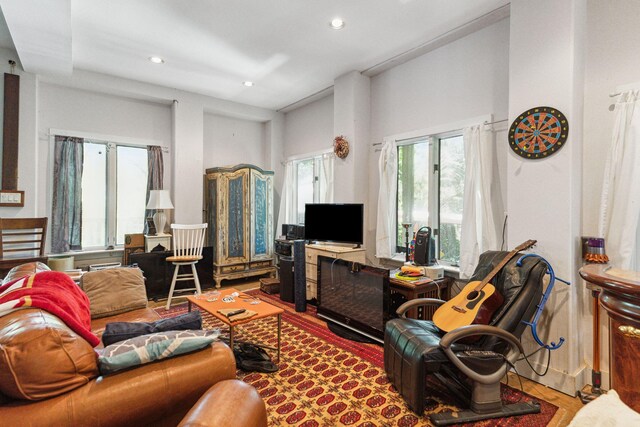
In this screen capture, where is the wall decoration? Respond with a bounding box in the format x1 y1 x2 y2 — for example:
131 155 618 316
333 135 350 159
508 106 569 159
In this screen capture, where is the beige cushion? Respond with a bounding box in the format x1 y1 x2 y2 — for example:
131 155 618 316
81 268 148 319
0 309 99 400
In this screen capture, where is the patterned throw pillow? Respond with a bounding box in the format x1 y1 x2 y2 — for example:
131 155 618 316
97 330 219 375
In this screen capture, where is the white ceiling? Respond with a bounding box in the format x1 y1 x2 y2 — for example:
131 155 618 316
0 0 509 111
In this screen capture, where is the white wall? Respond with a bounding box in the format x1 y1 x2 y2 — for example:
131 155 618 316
507 0 585 395
583 0 640 234
283 94 333 158
369 18 510 143
203 113 266 169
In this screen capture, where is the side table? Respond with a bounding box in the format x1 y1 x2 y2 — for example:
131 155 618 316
389 275 453 320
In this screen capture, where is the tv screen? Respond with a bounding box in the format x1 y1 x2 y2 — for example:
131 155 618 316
304 203 364 245
317 256 390 342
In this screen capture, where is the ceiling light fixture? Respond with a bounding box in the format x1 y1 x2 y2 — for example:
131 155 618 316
149 56 165 64
243 81 254 87
330 18 345 30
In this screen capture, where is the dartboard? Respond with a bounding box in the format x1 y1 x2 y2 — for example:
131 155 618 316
509 106 568 159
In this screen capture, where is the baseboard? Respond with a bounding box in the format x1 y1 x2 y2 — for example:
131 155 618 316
513 359 581 396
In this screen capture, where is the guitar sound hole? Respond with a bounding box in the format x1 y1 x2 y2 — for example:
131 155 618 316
467 291 479 300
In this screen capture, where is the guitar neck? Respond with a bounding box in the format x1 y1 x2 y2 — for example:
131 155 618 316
473 240 536 292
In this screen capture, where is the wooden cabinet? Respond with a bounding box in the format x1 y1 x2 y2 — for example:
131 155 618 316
580 265 640 411
305 244 366 300
204 164 276 287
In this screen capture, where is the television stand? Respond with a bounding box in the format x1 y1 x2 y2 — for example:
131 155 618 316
326 320 378 344
310 241 360 249
305 243 366 300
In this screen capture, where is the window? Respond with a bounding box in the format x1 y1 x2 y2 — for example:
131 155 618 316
396 133 465 265
291 153 334 224
80 140 148 249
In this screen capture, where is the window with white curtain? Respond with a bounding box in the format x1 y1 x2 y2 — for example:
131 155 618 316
293 153 334 223
395 132 465 265
80 140 148 249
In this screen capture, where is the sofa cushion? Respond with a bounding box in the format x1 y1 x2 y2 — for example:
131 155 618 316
101 311 202 346
97 330 219 375
2 262 50 284
81 268 148 319
0 308 99 401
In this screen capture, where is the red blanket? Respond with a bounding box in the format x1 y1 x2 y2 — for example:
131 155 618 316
0 271 100 347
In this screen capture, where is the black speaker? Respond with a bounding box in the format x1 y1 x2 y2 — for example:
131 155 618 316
414 227 435 266
279 256 294 303
293 240 307 312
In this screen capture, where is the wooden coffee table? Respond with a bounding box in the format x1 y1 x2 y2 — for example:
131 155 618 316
187 288 284 363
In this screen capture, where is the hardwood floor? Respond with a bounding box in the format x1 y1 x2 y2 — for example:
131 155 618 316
156 277 584 426
507 372 582 426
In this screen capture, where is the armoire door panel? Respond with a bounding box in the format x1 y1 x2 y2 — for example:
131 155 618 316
219 168 249 264
250 168 274 261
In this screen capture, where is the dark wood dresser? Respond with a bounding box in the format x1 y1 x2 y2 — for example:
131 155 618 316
580 264 640 411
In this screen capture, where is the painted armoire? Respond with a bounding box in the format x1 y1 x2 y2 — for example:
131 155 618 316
204 164 275 287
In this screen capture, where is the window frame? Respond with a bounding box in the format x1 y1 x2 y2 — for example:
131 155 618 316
385 115 491 266
48 129 166 253
287 148 334 225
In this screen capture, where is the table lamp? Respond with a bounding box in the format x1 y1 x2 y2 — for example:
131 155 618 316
146 190 174 236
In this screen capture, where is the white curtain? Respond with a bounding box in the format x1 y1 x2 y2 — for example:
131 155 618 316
598 90 640 270
276 161 296 238
319 152 334 203
459 125 504 278
376 138 398 259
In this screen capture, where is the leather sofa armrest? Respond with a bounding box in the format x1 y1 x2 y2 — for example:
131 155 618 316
178 380 267 427
0 343 237 427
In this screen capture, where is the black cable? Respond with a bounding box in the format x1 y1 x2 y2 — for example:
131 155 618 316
505 359 525 404
516 345 546 361
516 344 552 377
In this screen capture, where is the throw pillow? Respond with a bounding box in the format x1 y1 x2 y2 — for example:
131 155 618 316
0 308 99 400
81 268 148 319
97 330 218 375
101 311 202 346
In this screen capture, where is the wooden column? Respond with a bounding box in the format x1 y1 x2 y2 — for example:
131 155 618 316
2 73 19 190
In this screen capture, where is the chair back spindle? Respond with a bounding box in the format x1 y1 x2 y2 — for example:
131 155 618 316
171 223 207 260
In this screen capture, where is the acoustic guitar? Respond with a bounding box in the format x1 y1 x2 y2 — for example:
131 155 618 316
432 240 537 333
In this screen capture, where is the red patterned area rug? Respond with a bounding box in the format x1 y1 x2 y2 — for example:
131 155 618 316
155 291 558 427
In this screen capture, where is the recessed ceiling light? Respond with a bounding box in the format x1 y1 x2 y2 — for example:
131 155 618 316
149 56 165 64
330 18 345 30
243 81 254 87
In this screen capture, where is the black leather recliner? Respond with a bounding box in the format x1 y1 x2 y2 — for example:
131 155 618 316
384 251 547 425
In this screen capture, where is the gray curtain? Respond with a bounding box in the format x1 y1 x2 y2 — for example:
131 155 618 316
52 136 84 253
144 146 164 233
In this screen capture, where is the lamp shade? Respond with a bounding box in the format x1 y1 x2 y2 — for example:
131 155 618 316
146 190 174 210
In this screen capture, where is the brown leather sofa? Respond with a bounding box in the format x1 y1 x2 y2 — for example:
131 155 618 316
0 263 267 427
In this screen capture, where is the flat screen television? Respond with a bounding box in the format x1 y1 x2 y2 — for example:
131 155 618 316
317 255 390 342
304 203 364 245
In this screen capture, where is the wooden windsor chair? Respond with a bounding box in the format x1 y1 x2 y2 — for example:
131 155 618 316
165 223 208 309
